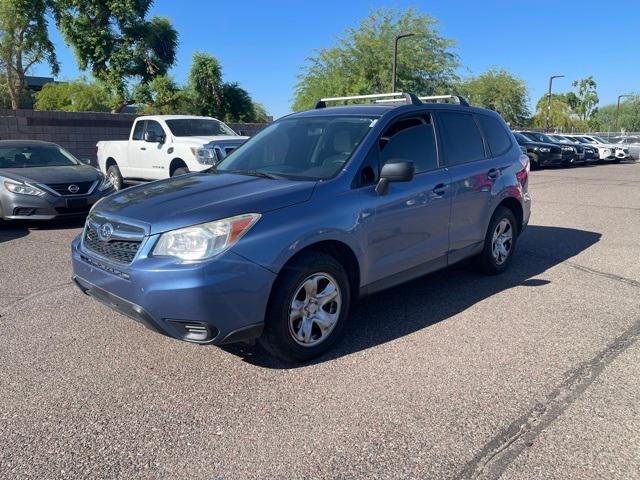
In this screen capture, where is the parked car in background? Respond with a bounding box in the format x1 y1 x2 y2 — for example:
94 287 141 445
610 135 639 160
97 115 249 190
519 131 576 166
578 135 628 162
72 92 531 362
513 131 564 169
571 136 616 161
556 135 598 163
547 134 588 165
0 140 114 221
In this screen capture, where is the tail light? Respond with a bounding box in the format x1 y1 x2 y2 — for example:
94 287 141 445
516 154 529 187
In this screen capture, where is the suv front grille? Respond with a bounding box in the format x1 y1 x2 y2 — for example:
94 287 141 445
46 181 95 196
82 215 146 265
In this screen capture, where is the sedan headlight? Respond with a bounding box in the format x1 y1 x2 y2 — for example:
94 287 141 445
3 180 45 196
191 147 217 165
537 147 551 153
97 174 113 191
153 213 261 261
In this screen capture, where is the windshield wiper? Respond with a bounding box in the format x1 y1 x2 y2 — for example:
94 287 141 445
228 169 283 180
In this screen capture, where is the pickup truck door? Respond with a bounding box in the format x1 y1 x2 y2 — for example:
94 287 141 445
126 120 147 178
137 120 170 179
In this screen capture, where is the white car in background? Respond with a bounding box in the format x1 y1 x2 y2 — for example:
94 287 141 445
575 135 625 162
610 135 640 160
97 115 249 190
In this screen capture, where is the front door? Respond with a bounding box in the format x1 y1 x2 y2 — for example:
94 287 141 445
359 113 452 288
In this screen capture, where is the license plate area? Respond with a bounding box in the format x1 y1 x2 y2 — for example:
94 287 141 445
66 198 87 209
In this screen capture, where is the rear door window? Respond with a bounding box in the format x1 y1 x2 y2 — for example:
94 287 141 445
438 112 486 166
477 114 512 156
132 121 145 140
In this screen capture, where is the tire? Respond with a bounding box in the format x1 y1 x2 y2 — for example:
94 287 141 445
172 166 189 176
612 158 621 164
107 164 124 191
259 251 351 362
478 206 518 275
528 153 540 170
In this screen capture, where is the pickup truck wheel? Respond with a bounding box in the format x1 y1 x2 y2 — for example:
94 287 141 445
172 166 189 176
107 165 124 191
259 252 351 362
478 206 518 275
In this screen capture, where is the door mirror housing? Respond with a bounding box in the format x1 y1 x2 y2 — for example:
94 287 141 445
144 130 164 143
375 160 415 195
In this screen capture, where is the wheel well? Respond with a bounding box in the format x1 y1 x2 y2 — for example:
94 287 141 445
281 240 360 297
105 157 117 170
170 158 187 176
498 197 524 234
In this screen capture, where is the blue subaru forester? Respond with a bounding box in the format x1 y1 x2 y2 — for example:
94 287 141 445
72 93 531 362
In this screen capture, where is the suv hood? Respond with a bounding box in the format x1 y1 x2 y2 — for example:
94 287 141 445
172 135 249 146
94 172 316 235
0 165 100 185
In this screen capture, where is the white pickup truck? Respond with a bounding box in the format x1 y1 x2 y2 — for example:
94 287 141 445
97 115 249 190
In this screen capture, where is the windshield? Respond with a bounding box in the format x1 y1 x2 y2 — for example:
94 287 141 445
0 145 81 168
513 132 530 143
592 136 609 144
165 119 237 137
215 115 377 181
524 132 554 143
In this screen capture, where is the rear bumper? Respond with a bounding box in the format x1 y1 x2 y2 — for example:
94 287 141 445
71 236 276 345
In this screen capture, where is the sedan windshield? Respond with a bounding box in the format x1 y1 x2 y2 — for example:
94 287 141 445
0 145 81 168
165 119 237 137
524 132 555 143
216 116 377 180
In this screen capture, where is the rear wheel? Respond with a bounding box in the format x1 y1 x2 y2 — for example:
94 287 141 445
107 164 124 191
259 251 351 362
478 207 518 275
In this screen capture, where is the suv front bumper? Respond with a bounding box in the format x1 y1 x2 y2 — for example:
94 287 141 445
71 235 276 345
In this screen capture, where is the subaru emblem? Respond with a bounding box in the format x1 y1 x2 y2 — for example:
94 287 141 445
98 223 114 241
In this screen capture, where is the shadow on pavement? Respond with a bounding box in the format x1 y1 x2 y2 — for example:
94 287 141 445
223 225 601 369
0 217 85 244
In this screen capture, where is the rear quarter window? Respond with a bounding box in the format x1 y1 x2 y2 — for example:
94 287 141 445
478 114 512 156
438 112 485 166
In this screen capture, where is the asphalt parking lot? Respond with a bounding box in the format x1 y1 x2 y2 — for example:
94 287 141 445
1 161 639 479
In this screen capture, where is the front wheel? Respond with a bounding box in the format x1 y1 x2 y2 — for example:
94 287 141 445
478 207 518 275
259 252 351 362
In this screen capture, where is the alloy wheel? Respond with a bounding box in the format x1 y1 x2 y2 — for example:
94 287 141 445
492 219 513 265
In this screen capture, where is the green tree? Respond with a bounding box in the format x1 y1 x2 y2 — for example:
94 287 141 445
593 96 640 132
571 76 599 122
0 0 58 109
252 102 269 123
187 51 224 118
531 93 586 131
34 78 110 111
458 68 530 125
292 7 458 111
133 74 189 114
52 0 178 112
220 82 255 122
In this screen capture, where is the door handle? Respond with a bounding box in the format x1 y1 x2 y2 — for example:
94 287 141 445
487 168 500 180
140 147 146 151
431 183 449 197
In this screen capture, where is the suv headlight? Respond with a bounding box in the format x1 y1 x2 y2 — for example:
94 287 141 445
191 147 217 165
537 147 551 153
97 174 113 191
153 213 261 261
3 180 45 196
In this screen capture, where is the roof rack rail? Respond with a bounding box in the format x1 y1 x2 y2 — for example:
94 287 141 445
314 92 421 109
419 95 470 107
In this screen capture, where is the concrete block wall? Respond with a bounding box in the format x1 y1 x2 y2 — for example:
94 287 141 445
0 109 268 164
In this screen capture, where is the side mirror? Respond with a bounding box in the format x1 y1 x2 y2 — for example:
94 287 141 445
80 158 92 165
375 160 415 195
237 130 245 136
144 131 163 143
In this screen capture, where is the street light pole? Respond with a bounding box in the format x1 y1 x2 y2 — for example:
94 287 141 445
616 94 633 132
545 75 565 131
392 33 415 93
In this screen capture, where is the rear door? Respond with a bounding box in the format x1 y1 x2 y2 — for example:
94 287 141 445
359 112 452 287
126 120 147 178
436 110 506 261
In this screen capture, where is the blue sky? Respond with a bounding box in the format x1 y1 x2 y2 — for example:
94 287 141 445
34 0 639 118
